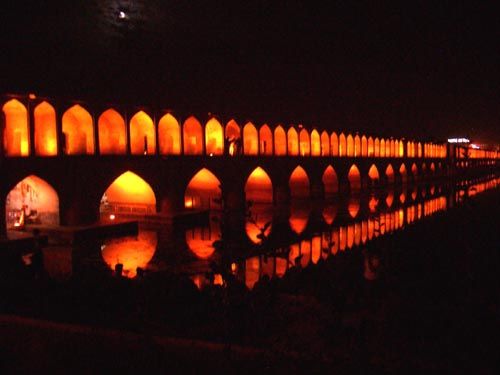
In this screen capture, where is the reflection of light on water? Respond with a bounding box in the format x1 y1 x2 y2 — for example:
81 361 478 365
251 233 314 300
369 196 378 212
246 204 273 244
348 198 360 218
101 231 157 278
322 204 337 225
385 192 394 208
186 217 220 259
289 205 310 234
245 257 260 289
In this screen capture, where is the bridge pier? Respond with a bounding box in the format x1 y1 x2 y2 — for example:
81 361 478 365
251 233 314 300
0 192 6 237
59 185 100 226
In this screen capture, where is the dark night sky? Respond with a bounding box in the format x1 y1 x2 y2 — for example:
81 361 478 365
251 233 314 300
1 0 499 144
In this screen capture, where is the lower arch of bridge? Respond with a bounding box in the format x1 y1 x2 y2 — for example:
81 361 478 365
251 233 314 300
100 171 156 219
185 168 221 209
411 163 418 176
5 175 59 229
399 163 407 183
322 165 338 196
368 164 380 182
245 167 273 203
386 164 395 184
289 165 310 199
348 165 361 192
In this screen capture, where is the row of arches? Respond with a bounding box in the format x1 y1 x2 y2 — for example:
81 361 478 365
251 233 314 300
2 98 449 158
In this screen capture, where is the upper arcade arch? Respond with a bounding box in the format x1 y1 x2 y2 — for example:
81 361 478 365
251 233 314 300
98 109 126 155
34 101 57 156
346 134 354 157
287 127 299 156
130 111 155 155
274 125 287 156
299 128 310 156
62 104 94 155
158 113 181 155
2 99 29 157
320 131 330 156
205 118 224 155
243 122 258 155
311 129 321 156
330 132 339 156
259 124 273 155
183 116 203 155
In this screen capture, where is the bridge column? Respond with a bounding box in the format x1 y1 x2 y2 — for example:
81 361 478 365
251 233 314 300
158 181 184 215
273 170 291 205
0 191 6 237
310 169 324 200
223 178 246 212
59 181 100 226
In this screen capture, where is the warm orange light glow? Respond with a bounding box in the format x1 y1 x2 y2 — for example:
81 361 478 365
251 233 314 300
322 165 338 196
368 137 374 156
185 168 221 209
3 99 29 156
245 257 260 289
185 218 220 259
245 167 273 203
34 101 57 156
130 111 155 155
242 122 258 155
411 163 418 176
101 231 157 278
346 134 354 157
354 135 361 157
205 118 224 155
320 131 330 156
287 127 299 156
399 163 407 183
369 196 378 212
98 109 126 155
361 135 368 157
348 197 360 218
380 139 386 157
289 166 310 198
225 119 241 141
348 164 361 192
299 240 311 268
368 164 380 181
183 116 203 154
274 125 287 156
246 204 273 244
62 105 94 155
158 113 181 155
374 138 380 157
259 124 273 155
386 191 394 208
385 164 395 184
322 203 337 225
330 132 339 156
289 204 310 234
310 129 320 156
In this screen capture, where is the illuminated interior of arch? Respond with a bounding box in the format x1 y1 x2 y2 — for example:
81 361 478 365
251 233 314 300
289 165 310 198
361 136 368 156
100 171 156 218
399 163 407 183
6 175 59 228
310 130 321 156
390 139 395 157
101 231 157 278
330 132 339 156
348 196 360 218
320 131 330 156
348 164 361 192
245 257 260 289
62 104 94 155
430 162 435 172
399 140 404 157
385 164 395 184
3 99 29 156
205 118 223 155
418 143 422 158
245 167 273 203
339 133 346 156
130 111 155 155
158 113 181 155
243 122 258 155
386 190 394 207
287 127 299 156
34 101 57 156
380 139 385 157
98 109 126 155
322 203 337 224
183 116 203 154
299 128 310 156
374 138 380 157
186 217 221 259
259 124 273 155
289 204 310 234
346 134 354 157
411 163 418 176
354 135 361 156
322 165 338 196
368 137 374 156
245 204 273 244
274 125 287 156
225 119 240 140
385 139 391 157
185 168 221 209
368 164 380 182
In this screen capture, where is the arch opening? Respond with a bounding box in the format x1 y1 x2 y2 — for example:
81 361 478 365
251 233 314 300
289 166 310 199
368 164 380 185
158 113 181 155
130 111 155 155
2 99 29 156
245 167 273 204
348 165 361 192
322 165 339 197
98 109 126 155
185 168 222 210
274 125 287 156
259 124 273 155
205 118 224 155
287 128 299 156
321 131 330 156
34 101 57 156
330 132 339 156
339 133 346 156
243 122 258 155
62 105 94 155
311 130 321 156
183 117 203 155
299 128 310 156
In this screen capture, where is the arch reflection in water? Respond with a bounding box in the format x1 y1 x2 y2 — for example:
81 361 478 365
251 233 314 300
289 203 311 234
185 215 221 259
348 196 360 218
101 231 157 278
246 204 273 244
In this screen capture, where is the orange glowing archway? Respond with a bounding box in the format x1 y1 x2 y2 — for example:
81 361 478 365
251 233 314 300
386 164 395 184
386 139 392 157
311 129 321 156
354 135 361 157
361 135 368 157
348 164 361 192
289 165 310 198
245 167 273 203
374 138 380 157
347 134 354 157
411 163 418 176
100 171 156 217
183 116 203 155
225 119 240 140
287 127 299 156
185 168 221 209
98 109 126 155
243 122 258 155
368 164 380 182
186 219 221 259
6 175 59 228
331 132 339 156
322 165 338 196
34 101 57 156
299 128 310 156
380 139 386 157
430 162 436 173
368 137 374 157
2 99 29 157
158 113 181 155
130 111 155 155
259 124 273 155
205 118 224 155
399 163 407 183
274 125 287 156
62 104 94 155
321 131 330 156
339 133 346 156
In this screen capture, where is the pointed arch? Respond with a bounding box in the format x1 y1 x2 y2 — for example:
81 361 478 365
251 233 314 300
243 122 258 155
62 104 94 155
100 171 156 217
259 124 273 155
158 113 181 155
385 139 392 157
245 167 273 203
354 135 361 157
287 127 299 156
398 140 404 157
374 137 380 157
310 129 321 156
130 111 155 155
385 164 395 184
399 163 407 183
289 165 310 198
183 116 203 155
34 101 57 156
346 134 354 157
330 132 339 156
320 131 330 156
322 165 338 196
225 119 240 140
348 164 361 192
185 168 221 209
98 108 126 155
299 128 310 156
205 118 224 155
417 142 422 158
2 99 29 156
411 163 418 176
380 139 386 157
6 175 59 228
339 133 346 156
430 162 436 173
361 135 368 157
274 125 287 156
390 139 395 157
368 164 380 182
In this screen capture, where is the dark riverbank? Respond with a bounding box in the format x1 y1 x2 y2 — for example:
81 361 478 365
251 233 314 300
1 187 499 374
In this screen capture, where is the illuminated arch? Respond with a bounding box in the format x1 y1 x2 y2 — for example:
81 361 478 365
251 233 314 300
274 125 287 156
259 124 273 155
183 116 203 155
287 127 299 156
34 101 57 156
411 163 418 176
361 135 368 157
186 220 220 260
330 132 339 156
374 138 380 157
245 167 273 203
407 141 412 157
354 135 361 157
346 134 354 157
386 139 392 157
430 162 436 173
368 164 380 182
348 165 361 192
2 99 29 156
390 139 395 157
385 164 395 184
399 140 404 157
62 104 94 155
299 128 310 156
100 171 156 218
225 119 240 140
289 165 310 198
98 109 126 155
310 129 321 156
367 136 374 157
339 133 346 156
130 111 155 155
380 139 385 157
289 205 310 234
320 131 330 156
6 175 59 228
243 122 258 155
185 168 221 209
417 142 422 158
205 118 224 155
158 113 181 155
322 165 338 196
399 163 407 183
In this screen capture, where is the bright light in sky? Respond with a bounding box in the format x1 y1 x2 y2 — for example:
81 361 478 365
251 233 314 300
119 11 126 19
447 137 470 144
